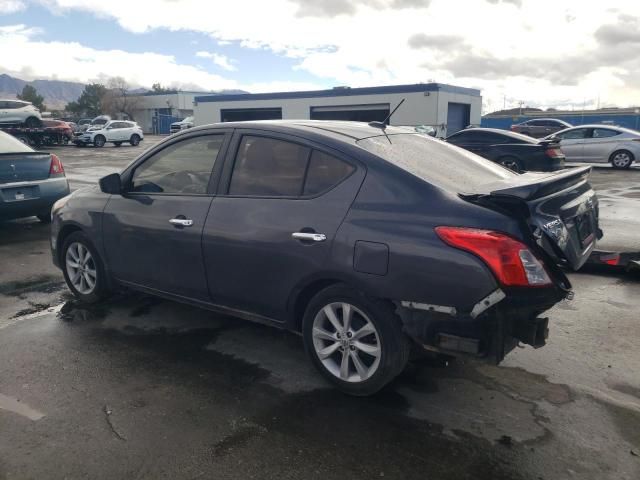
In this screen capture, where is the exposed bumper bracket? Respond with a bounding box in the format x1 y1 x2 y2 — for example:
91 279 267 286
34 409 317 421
470 289 506 319
400 301 457 316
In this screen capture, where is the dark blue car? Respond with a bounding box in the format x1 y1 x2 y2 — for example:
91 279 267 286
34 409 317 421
50 121 599 395
0 130 70 223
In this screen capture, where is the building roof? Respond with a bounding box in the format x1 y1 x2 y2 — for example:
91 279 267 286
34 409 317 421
194 83 481 103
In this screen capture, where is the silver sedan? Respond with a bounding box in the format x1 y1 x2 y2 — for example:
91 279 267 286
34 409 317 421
547 125 640 169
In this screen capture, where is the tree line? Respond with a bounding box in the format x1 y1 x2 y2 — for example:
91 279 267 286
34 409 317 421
17 79 174 120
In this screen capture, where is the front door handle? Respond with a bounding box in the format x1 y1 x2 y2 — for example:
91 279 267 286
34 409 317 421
292 232 326 242
169 217 193 227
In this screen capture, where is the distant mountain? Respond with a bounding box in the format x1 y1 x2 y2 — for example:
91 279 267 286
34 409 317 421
0 74 85 110
0 73 251 110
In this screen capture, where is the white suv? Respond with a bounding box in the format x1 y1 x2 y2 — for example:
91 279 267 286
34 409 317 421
0 99 42 128
75 120 144 148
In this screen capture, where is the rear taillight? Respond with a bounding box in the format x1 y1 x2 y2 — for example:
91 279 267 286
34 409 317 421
435 227 552 287
49 154 65 177
510 126 517 130
545 147 564 159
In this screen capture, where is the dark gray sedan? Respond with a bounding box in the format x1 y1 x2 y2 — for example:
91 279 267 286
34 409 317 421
0 130 70 222
51 121 599 395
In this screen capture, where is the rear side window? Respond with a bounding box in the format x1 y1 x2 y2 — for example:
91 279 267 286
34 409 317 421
559 129 589 139
593 128 620 138
229 136 310 196
304 150 354 196
131 135 224 194
358 134 515 193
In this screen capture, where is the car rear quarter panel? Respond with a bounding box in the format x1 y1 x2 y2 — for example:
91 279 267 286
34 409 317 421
330 161 523 312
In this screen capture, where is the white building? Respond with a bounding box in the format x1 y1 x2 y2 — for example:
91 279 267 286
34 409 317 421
193 83 482 137
132 91 207 134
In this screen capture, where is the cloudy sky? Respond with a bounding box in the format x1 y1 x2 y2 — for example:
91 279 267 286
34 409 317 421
1 0 639 112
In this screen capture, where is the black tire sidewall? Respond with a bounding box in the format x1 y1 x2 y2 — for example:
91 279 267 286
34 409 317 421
94 135 105 147
61 231 109 303
302 284 409 396
611 150 632 169
130 135 140 146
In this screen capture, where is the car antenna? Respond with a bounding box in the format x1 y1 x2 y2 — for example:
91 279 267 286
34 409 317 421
368 98 405 130
369 98 405 144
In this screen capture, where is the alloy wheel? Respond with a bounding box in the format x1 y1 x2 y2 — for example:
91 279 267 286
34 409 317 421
612 152 631 168
500 158 521 172
65 242 97 295
312 302 381 383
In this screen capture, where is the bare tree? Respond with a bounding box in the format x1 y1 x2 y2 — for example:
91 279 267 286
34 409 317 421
101 77 143 120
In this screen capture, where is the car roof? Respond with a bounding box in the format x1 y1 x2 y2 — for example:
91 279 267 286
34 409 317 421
449 127 538 143
182 120 409 141
557 125 640 135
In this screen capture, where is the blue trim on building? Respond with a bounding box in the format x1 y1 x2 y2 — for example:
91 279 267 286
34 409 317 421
194 83 480 103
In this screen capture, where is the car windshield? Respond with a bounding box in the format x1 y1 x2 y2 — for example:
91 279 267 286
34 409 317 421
183 116 194 122
358 134 515 193
0 131 34 153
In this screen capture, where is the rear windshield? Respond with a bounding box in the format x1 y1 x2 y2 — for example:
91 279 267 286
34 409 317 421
357 134 515 192
0 131 34 154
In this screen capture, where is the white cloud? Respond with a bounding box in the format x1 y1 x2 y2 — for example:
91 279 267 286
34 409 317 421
195 51 237 71
0 24 318 94
0 0 25 14
6 0 640 109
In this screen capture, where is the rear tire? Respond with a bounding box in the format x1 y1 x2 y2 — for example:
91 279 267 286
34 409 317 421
498 156 523 173
24 116 41 128
93 135 106 148
129 134 140 146
302 284 411 396
610 150 633 169
61 231 111 304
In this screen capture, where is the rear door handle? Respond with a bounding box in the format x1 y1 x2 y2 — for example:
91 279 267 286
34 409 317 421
292 232 326 242
169 217 193 227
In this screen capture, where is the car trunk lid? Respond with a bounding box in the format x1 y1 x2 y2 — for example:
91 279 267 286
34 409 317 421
0 152 52 183
462 166 599 270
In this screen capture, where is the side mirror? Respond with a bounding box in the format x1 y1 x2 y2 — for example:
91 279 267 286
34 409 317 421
99 173 122 195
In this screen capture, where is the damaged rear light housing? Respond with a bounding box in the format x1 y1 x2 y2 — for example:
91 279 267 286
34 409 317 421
435 227 552 287
545 147 564 159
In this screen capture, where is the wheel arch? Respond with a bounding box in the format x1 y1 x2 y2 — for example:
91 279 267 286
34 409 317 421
56 224 83 265
288 274 375 332
609 149 635 163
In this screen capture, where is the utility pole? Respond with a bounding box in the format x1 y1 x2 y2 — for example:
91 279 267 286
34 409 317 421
518 100 525 116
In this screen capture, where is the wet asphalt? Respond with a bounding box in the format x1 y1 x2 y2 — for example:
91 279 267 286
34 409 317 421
0 139 639 480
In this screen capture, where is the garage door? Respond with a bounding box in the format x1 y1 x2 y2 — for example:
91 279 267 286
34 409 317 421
221 108 282 122
310 104 390 122
446 103 471 135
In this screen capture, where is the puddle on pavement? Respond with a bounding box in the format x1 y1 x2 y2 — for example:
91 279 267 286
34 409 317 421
0 393 45 421
0 274 64 297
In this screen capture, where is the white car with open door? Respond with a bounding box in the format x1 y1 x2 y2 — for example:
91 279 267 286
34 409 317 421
74 120 144 148
548 125 640 169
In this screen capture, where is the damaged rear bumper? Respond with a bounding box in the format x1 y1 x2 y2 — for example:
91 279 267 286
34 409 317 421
395 282 570 364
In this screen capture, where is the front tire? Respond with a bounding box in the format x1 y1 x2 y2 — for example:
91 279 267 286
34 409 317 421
93 135 106 148
302 284 410 396
129 134 140 146
610 150 633 169
61 231 111 303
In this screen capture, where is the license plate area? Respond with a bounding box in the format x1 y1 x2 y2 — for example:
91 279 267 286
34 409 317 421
1 186 39 202
575 211 594 247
